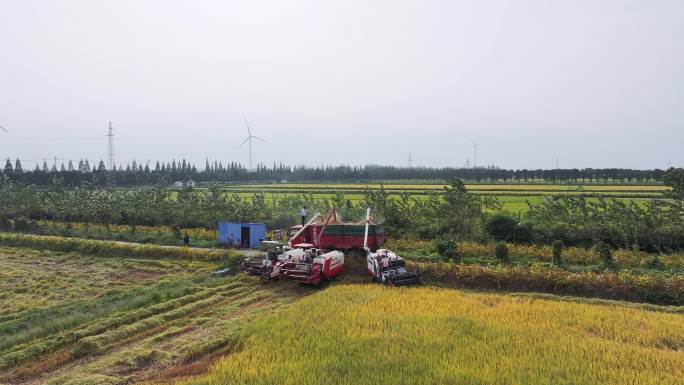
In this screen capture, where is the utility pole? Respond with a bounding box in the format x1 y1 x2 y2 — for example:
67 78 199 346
107 122 115 171
106 122 116 189
473 143 480 168
408 153 412 168
555 157 559 169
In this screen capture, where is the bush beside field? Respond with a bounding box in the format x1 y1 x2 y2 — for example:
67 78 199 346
411 261 684 305
388 239 684 269
0 233 242 263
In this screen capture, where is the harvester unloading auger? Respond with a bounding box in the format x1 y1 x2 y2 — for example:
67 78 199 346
363 209 423 287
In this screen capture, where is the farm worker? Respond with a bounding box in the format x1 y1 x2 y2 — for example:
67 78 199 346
228 233 235 248
183 232 190 246
300 206 308 226
381 254 390 269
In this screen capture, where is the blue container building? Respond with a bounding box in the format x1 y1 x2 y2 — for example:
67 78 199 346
217 222 266 249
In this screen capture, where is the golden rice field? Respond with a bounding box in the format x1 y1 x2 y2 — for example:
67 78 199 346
181 285 684 385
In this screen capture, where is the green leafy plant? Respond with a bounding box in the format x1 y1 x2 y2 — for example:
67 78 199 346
552 240 564 265
494 242 510 263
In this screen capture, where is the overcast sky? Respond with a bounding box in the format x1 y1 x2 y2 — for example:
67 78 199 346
0 0 682 170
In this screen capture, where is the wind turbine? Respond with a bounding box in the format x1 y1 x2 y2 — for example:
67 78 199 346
469 139 480 169
238 119 266 170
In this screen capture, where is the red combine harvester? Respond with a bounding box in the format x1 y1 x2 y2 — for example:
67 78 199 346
277 248 345 286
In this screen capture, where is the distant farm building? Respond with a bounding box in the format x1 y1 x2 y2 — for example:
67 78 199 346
172 180 196 188
218 222 266 249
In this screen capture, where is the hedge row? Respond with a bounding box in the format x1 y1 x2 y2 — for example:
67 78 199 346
411 262 684 306
0 233 242 263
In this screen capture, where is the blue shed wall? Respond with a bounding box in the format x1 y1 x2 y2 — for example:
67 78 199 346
218 222 266 248
249 223 266 248
218 222 243 245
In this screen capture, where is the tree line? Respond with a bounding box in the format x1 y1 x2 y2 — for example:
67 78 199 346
1 157 672 186
1 168 683 252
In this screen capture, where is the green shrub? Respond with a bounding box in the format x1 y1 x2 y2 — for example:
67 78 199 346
485 214 517 240
13 218 36 231
0 218 12 231
494 242 509 263
409 261 684 306
594 242 615 268
552 240 564 265
642 255 665 270
432 237 458 261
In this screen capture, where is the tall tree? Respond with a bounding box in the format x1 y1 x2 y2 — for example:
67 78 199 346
664 167 684 200
4 158 13 174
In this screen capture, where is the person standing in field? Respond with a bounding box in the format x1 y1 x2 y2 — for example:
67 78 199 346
381 252 390 270
300 206 308 226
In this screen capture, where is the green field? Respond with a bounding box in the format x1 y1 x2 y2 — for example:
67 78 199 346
219 182 663 212
233 183 668 192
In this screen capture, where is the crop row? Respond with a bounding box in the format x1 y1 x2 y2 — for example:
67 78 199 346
72 285 260 358
0 233 240 262
0 278 249 369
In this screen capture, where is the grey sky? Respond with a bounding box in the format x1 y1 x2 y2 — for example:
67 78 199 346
1 0 682 170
